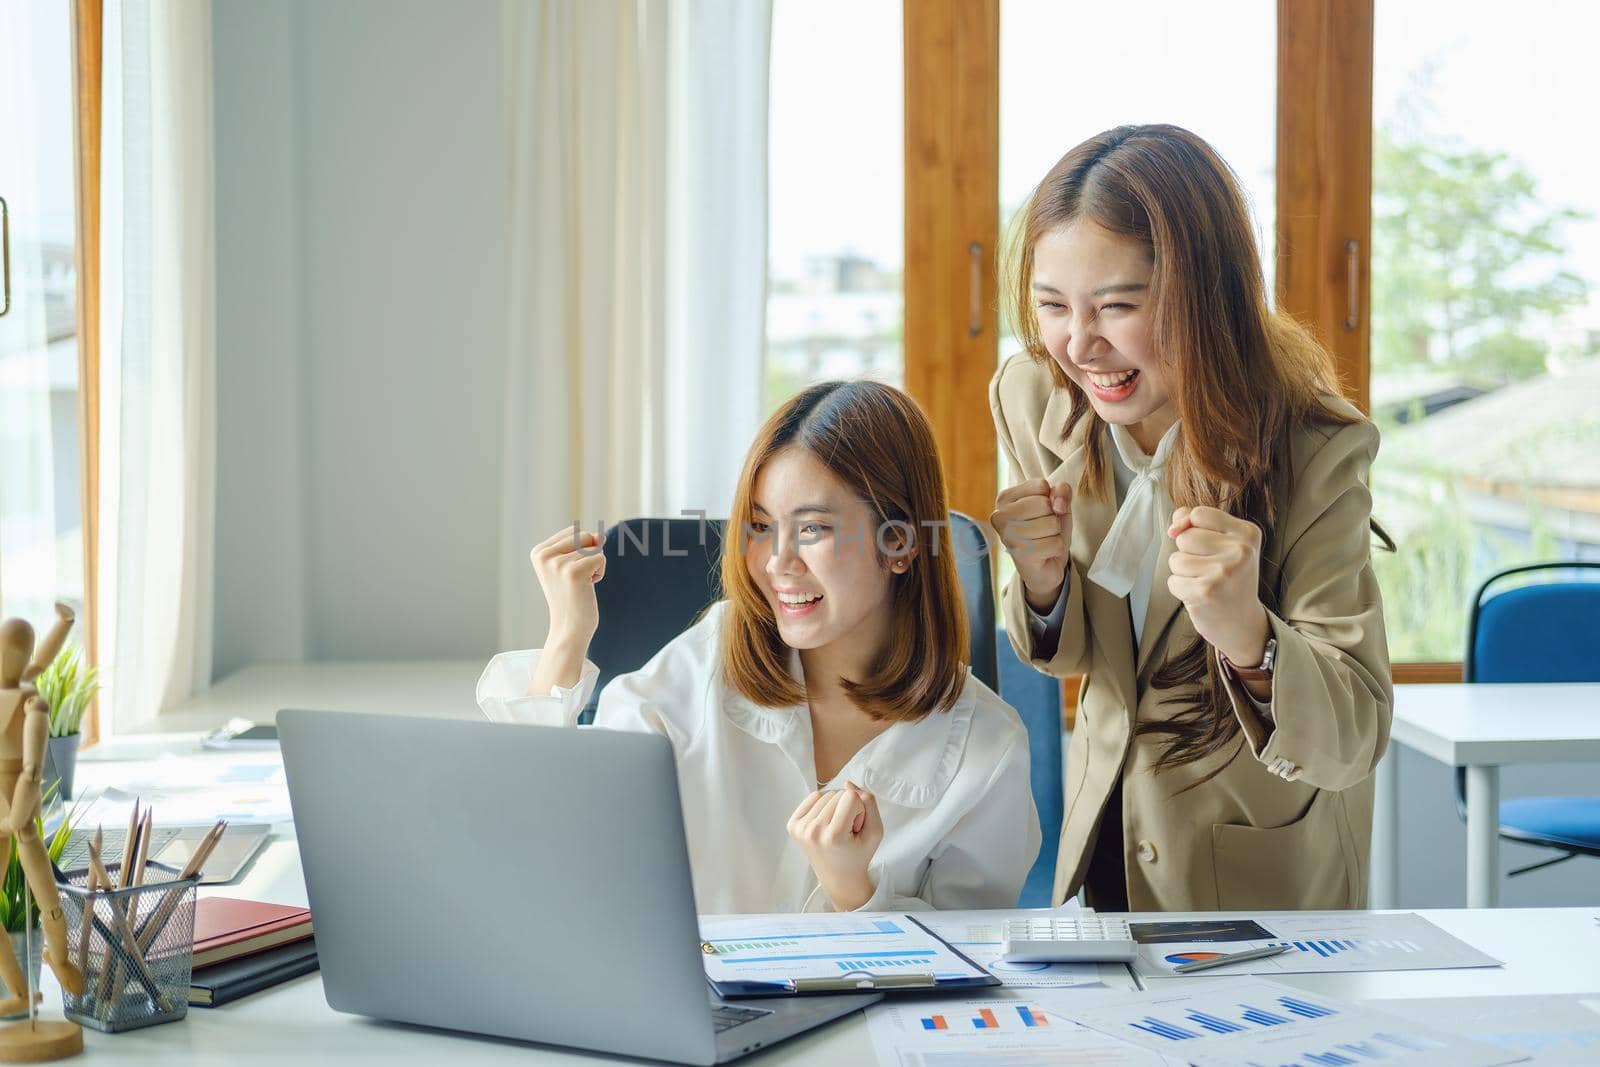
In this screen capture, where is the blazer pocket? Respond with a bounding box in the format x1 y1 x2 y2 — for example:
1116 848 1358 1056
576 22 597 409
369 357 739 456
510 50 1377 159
1211 789 1358 911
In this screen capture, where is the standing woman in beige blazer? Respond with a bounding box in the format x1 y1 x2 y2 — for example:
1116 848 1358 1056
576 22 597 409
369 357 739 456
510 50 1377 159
991 124 1393 912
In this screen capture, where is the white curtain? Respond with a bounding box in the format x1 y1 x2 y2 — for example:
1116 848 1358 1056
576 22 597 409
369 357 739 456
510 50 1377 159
498 0 771 649
98 0 216 732
663 0 770 518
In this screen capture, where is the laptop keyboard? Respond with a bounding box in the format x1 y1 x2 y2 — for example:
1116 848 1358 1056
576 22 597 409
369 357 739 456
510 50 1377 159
710 1003 771 1033
57 827 184 874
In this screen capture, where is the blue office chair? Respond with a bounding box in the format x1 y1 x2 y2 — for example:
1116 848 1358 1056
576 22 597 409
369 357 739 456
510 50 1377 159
583 513 1000 719
947 512 998 692
944 516 1064 905
1458 561 1600 876
998 629 1064 907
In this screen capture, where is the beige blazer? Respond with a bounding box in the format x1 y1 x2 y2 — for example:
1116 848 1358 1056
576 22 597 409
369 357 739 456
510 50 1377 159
991 352 1393 911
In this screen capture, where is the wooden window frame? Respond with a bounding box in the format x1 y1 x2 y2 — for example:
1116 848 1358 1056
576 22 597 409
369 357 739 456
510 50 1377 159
71 0 103 744
905 0 1450 686
902 0 1001 528
1276 0 1373 416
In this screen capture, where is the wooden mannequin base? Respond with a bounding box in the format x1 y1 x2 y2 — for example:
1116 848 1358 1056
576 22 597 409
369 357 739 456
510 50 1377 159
0 1019 83 1062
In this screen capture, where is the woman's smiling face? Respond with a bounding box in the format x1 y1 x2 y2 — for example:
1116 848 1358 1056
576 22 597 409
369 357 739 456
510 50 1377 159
1032 220 1175 442
744 447 900 658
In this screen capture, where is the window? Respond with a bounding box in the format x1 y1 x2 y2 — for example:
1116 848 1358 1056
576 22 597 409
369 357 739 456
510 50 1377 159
994 1 1277 599
999 0 1279 352
764 0 903 413
0 1 85 628
1369 0 1600 661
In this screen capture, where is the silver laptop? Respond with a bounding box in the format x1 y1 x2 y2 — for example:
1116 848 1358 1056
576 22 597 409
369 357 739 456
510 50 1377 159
278 708 876 1065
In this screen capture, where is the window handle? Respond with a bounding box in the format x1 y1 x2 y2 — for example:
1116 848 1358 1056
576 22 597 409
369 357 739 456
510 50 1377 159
1343 238 1359 332
0 195 10 318
968 241 982 337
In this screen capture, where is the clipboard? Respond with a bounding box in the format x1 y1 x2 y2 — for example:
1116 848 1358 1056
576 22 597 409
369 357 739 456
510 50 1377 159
700 913 1001 998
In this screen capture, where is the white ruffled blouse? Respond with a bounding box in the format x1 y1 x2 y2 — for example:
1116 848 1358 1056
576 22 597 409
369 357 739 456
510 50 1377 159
476 601 1040 915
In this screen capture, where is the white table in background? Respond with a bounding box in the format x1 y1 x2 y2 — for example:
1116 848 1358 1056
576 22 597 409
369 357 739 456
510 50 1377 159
48 734 1600 1064
1372 682 1600 909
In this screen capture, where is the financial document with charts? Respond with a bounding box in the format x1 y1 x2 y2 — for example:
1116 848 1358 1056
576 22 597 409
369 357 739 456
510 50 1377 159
697 913 993 994
865 989 1183 1067
1127 913 1501 980
1067 978 1524 1067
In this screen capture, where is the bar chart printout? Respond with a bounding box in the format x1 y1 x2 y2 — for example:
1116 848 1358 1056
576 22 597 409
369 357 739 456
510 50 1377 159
1068 979 1523 1067
1131 913 1499 979
869 992 1173 1065
697 913 990 991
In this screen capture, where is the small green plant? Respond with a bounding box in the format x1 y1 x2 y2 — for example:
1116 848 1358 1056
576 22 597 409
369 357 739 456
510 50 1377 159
34 645 100 739
0 786 80 934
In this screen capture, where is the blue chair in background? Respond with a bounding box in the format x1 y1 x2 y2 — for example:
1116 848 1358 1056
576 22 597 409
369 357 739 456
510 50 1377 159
998 627 1064 907
1459 560 1600 877
947 512 998 692
946 515 1062 906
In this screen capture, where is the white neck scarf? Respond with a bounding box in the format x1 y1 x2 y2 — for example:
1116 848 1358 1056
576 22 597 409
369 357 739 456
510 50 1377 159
1086 420 1182 598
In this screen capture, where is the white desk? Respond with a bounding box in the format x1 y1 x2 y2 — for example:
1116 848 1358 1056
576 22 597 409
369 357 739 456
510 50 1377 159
150 660 488 733
45 736 1600 1064
1373 683 1600 909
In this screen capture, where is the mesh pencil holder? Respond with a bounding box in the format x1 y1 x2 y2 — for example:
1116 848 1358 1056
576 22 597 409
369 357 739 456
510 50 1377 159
56 862 198 1032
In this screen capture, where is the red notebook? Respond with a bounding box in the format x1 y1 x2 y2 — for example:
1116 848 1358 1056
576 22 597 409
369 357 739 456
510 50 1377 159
191 898 314 968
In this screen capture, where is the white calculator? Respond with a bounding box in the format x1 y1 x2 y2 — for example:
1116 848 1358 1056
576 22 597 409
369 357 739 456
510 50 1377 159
1000 915 1138 963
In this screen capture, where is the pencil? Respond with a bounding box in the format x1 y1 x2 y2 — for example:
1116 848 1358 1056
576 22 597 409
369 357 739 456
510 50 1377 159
72 828 101 977
132 809 153 888
133 820 227 954
87 838 171 1014
88 838 119 1012
119 800 141 889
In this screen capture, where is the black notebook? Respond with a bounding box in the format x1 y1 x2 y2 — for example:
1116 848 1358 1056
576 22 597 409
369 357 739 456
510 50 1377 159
189 937 320 1007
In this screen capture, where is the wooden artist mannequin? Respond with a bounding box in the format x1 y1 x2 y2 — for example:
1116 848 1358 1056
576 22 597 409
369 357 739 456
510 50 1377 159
0 603 85 1059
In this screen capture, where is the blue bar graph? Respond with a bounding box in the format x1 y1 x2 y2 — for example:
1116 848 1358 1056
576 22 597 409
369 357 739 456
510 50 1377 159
1305 1053 1358 1066
1130 1017 1200 1041
1240 1005 1291 1027
834 955 933 971
1278 937 1369 959
1186 1010 1245 1034
1280 996 1336 1019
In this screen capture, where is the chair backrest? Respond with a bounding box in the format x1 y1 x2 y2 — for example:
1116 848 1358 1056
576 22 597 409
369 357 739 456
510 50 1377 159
1455 561 1600 813
583 513 1000 718
948 511 999 692
997 632 1064 907
585 518 728 721
1465 561 1600 683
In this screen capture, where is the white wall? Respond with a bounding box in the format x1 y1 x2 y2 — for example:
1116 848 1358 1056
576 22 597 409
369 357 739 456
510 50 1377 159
213 0 506 674
213 0 305 676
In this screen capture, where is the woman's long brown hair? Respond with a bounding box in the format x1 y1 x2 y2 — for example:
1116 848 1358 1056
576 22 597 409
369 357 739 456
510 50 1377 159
720 380 969 721
1002 124 1360 776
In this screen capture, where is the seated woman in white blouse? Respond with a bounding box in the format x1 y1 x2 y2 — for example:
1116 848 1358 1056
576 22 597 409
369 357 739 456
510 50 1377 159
478 380 1040 915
